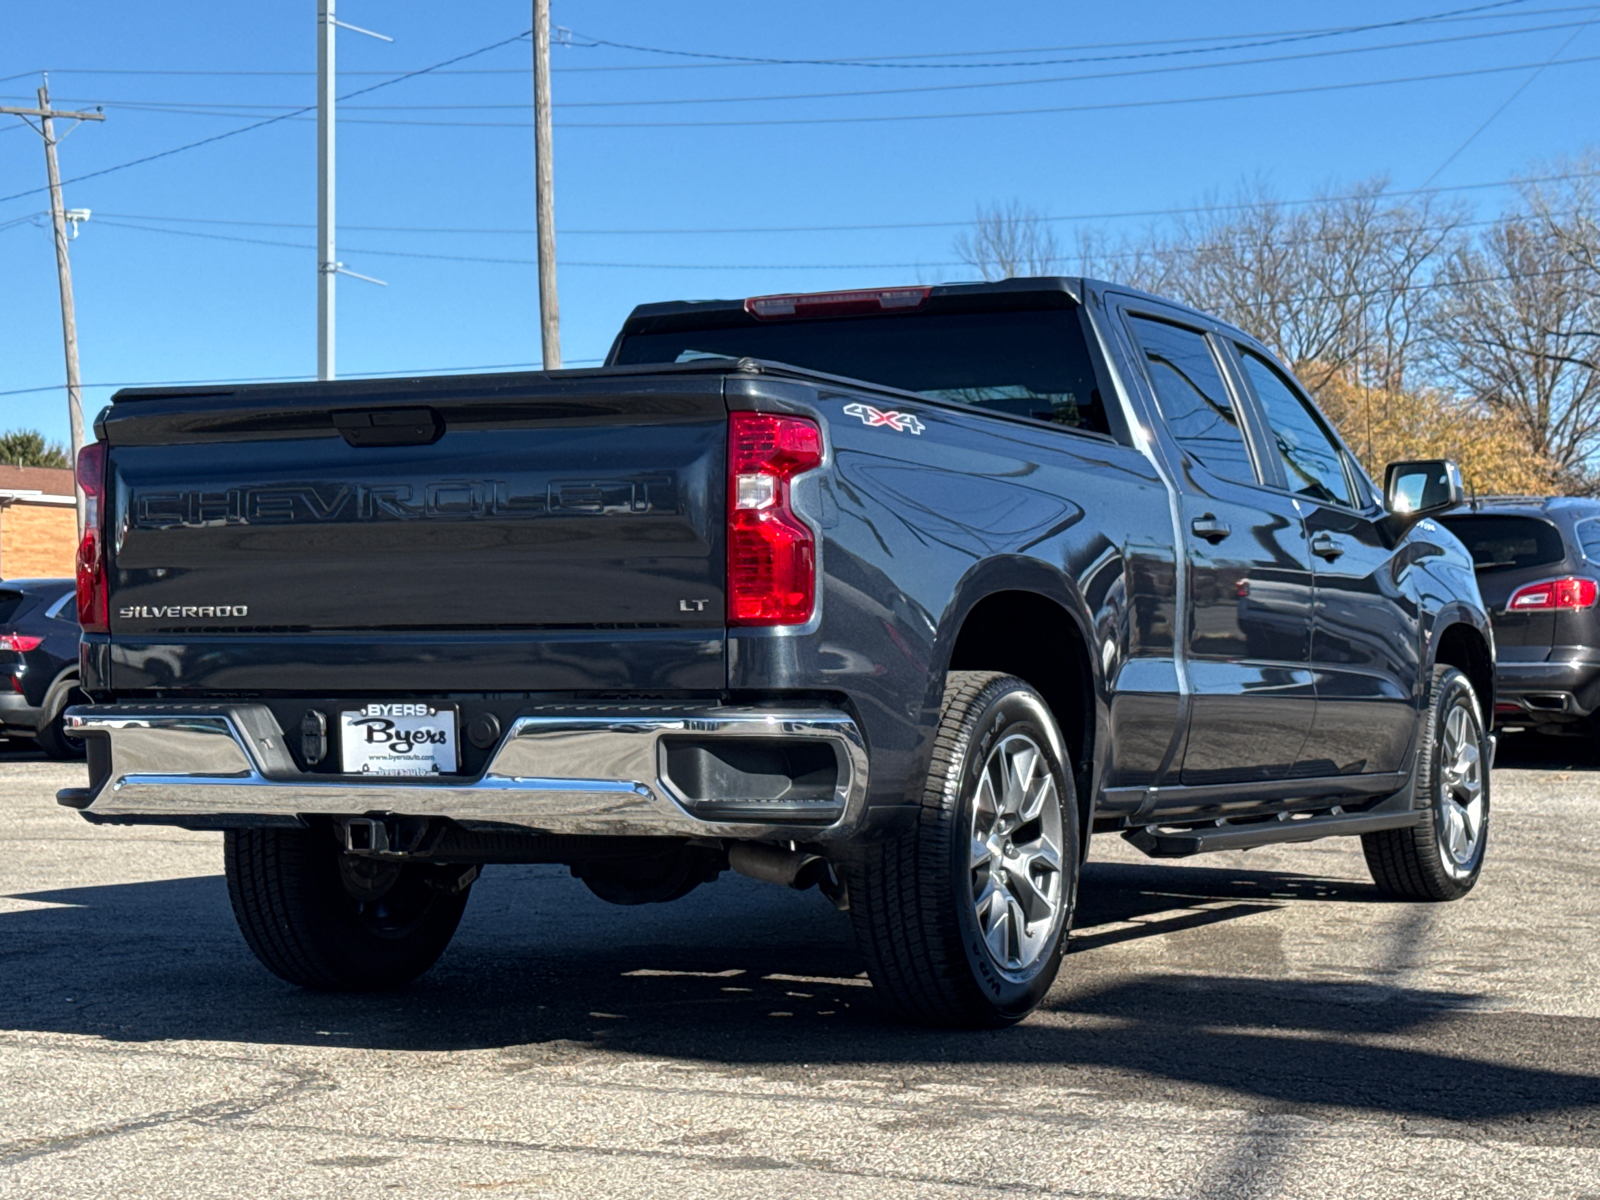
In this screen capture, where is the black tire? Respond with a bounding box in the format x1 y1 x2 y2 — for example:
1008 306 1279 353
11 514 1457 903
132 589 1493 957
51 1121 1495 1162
35 690 86 760
843 671 1080 1029
1362 665 1490 901
224 824 473 990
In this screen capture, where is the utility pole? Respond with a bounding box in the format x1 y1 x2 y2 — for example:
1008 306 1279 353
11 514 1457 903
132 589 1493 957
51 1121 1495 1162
533 0 561 369
317 1 390 381
1 83 105 536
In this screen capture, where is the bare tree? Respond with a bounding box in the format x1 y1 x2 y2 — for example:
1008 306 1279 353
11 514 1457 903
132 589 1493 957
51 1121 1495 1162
1005 181 1465 393
954 201 1066 280
957 166 1600 490
1138 181 1464 392
1425 195 1600 479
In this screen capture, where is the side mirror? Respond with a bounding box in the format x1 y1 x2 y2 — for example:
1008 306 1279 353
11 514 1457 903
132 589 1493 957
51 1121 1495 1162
1384 459 1465 518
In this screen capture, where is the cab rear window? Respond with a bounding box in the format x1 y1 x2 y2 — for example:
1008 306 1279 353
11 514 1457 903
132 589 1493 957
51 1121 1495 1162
1438 515 1565 572
615 308 1111 436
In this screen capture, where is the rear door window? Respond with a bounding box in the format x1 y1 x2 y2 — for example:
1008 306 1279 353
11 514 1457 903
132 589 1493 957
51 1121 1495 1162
1438 515 1566 572
1237 347 1354 508
1126 316 1259 487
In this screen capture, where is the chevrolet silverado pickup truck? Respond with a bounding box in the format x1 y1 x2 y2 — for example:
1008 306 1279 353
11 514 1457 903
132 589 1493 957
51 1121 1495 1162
61 278 1495 1028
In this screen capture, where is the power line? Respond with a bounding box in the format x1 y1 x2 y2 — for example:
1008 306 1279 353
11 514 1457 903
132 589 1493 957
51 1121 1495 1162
487 18 1600 108
558 1 1535 69
90 217 967 269
1226 260 1596 310
87 170 1600 237
536 51 1600 128
26 5 1599 78
82 205 1585 247
52 51 1594 132
80 201 1594 272
27 17 1598 117
5 264 1592 404
0 358 608 400
0 30 533 206
1418 15 1597 187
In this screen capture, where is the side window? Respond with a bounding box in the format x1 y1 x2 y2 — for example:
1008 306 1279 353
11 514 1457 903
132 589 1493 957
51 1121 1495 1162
1577 518 1600 564
1126 316 1258 487
1237 347 1353 508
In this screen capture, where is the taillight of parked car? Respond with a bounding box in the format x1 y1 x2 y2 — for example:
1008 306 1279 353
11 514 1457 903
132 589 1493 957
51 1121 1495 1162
727 412 822 626
75 440 108 633
0 635 43 651
1506 576 1599 611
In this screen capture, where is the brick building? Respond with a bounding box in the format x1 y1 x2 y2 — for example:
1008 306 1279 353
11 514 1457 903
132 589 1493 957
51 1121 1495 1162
0 465 77 580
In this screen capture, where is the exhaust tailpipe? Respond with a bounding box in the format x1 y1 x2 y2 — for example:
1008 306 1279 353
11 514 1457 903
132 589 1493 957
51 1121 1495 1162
728 842 846 909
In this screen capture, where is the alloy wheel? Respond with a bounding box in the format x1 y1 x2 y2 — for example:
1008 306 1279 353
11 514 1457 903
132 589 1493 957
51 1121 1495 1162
968 732 1066 976
1436 701 1486 878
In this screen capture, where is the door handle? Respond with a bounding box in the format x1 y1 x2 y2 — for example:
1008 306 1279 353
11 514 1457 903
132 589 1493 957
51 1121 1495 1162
1190 515 1231 543
1310 532 1345 561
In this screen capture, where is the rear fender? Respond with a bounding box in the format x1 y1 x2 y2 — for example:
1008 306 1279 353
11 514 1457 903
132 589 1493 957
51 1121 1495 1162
923 556 1107 836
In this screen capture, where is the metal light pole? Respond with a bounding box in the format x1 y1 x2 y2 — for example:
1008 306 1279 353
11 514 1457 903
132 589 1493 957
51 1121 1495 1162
317 0 389 381
533 0 561 369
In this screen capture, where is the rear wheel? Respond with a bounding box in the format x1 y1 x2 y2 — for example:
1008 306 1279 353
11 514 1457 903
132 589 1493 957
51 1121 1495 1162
843 672 1079 1028
224 824 473 990
1362 665 1489 901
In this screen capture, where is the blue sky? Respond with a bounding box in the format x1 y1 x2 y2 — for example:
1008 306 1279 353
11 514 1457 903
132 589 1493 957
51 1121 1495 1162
3 1 1599 446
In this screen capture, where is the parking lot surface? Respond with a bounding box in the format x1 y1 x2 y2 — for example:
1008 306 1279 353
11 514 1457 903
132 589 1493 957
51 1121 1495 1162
2 739 1599 1199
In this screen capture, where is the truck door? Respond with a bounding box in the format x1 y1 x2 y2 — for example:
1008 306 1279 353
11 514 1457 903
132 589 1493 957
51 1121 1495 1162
1227 341 1419 776
1120 311 1317 785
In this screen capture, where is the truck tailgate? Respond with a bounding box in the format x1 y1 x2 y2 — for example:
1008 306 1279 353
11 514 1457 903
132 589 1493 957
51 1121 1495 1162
99 372 727 693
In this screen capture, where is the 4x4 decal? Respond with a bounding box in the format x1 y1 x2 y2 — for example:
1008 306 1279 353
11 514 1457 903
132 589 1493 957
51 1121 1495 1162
842 403 925 434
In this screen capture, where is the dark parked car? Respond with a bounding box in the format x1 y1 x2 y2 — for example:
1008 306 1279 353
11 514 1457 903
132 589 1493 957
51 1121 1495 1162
0 578 85 758
1439 496 1600 735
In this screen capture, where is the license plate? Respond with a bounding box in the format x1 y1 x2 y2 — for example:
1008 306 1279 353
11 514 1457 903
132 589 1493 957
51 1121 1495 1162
340 703 458 776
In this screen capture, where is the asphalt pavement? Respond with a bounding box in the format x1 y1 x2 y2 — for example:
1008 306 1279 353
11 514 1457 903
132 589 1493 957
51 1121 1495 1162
2 736 1598 1199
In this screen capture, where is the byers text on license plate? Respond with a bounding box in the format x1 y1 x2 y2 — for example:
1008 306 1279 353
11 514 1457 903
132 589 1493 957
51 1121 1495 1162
340 703 458 775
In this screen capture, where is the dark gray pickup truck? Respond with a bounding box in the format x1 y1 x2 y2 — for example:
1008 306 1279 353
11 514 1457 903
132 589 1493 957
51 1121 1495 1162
63 278 1495 1028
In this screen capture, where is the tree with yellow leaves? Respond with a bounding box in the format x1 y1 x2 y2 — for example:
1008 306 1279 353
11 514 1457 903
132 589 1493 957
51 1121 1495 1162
1313 374 1562 497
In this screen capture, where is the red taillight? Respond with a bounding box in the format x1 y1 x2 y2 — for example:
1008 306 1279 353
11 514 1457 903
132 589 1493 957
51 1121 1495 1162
0 635 43 652
745 286 930 321
75 441 108 633
1507 576 1598 611
727 412 822 626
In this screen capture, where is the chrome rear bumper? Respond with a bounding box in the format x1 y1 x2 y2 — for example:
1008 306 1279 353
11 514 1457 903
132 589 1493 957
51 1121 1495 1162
61 703 869 841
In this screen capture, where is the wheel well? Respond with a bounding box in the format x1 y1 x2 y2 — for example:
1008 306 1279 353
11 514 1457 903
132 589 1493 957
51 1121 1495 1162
1435 623 1494 717
43 670 82 717
947 590 1096 843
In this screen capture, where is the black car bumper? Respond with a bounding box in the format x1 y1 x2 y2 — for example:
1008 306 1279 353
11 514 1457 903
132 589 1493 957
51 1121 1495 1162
0 691 45 736
1493 660 1600 726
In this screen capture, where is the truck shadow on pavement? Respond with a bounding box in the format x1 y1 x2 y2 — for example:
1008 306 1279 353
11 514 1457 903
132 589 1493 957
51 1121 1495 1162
2 861 1596 1126
1494 728 1600 770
